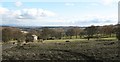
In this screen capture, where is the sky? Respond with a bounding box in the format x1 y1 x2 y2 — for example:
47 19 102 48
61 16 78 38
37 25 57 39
0 0 119 26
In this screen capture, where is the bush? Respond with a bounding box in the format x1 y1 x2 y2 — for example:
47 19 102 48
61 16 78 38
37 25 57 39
116 24 120 40
47 37 55 40
25 33 34 42
2 27 25 42
84 36 99 39
116 34 120 40
2 28 13 42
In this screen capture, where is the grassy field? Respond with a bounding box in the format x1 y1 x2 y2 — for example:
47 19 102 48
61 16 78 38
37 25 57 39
2 38 120 61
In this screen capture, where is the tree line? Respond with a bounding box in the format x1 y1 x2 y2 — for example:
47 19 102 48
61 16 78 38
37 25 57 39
1 24 120 43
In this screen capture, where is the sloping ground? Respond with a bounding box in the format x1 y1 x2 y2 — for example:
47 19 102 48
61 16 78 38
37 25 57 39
2 42 17 50
2 47 92 60
2 40 120 61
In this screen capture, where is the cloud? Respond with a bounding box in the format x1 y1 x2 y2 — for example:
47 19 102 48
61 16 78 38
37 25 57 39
0 7 9 14
102 0 113 5
101 0 119 5
17 8 56 19
1 7 56 20
1 7 57 26
72 18 117 26
65 3 74 6
15 1 22 7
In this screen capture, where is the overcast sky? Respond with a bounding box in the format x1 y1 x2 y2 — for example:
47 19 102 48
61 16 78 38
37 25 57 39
0 0 119 26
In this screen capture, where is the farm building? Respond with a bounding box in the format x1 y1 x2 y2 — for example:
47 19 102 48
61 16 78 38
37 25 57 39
32 35 38 41
21 31 29 34
25 34 38 42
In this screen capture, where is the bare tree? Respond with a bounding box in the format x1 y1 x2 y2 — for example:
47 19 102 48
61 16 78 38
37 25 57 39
53 28 64 39
98 25 114 37
2 27 25 42
79 29 85 38
74 27 81 39
41 28 54 40
65 28 74 39
84 25 97 40
2 27 13 42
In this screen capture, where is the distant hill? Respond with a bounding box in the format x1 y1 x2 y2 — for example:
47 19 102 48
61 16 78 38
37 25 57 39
1 24 118 32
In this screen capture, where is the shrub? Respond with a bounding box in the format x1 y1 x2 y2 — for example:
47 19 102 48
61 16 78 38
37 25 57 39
116 24 120 40
65 40 70 42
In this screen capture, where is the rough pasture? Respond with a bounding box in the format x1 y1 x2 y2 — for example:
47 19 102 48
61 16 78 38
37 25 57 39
2 39 120 61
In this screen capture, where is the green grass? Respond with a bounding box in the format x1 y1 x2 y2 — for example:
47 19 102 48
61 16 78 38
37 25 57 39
43 39 88 43
101 37 117 40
